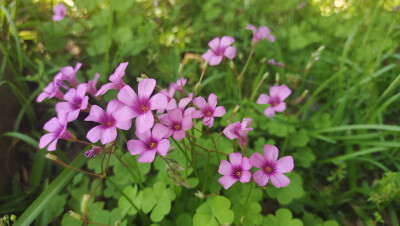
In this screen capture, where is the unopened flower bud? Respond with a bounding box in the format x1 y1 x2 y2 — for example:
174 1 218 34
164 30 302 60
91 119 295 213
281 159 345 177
275 73 280 84
45 153 58 161
194 190 204 199
2 215 9 223
85 150 93 158
194 82 201 93
10 215 16 222
229 60 235 69
105 143 113 150
178 63 184 75
141 73 148 79
115 220 121 226
81 194 90 214
69 211 82 220
233 105 240 114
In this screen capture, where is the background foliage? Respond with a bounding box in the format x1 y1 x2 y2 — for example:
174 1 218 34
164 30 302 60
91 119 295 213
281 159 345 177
1 0 400 225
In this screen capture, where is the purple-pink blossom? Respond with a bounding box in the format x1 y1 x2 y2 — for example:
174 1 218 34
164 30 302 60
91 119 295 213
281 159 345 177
250 144 294 188
171 78 187 95
39 111 75 151
55 84 89 122
159 108 193 140
127 124 171 162
218 152 252 189
36 81 64 103
268 59 283 67
166 94 195 117
96 62 128 96
85 100 132 144
115 79 167 133
192 93 225 128
202 36 236 66
87 73 100 97
59 63 82 87
223 118 253 148
52 3 66 21
257 84 291 117
245 24 275 43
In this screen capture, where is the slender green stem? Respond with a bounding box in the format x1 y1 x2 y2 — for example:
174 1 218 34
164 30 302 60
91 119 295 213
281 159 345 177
239 183 254 224
173 139 198 177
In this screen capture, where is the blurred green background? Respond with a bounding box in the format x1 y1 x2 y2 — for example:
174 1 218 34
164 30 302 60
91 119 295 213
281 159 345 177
1 0 400 225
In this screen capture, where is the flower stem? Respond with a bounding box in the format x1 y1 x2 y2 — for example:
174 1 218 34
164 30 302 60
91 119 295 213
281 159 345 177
239 182 255 224
52 157 102 178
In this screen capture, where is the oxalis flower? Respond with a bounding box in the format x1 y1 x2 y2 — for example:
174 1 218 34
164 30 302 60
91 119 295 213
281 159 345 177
218 153 252 189
85 100 131 144
250 144 294 188
166 93 195 117
39 111 75 151
159 108 193 140
192 93 225 128
127 124 171 162
36 81 64 103
257 84 291 117
87 73 100 97
52 3 66 21
96 62 128 96
59 63 82 87
202 36 236 66
171 78 187 95
55 83 89 122
115 79 167 133
245 24 275 43
223 118 253 148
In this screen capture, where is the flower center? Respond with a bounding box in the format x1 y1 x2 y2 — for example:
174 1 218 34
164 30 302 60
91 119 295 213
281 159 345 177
141 105 149 112
106 120 115 127
234 170 241 179
264 166 272 174
149 142 157 149
205 111 212 117
174 124 181 130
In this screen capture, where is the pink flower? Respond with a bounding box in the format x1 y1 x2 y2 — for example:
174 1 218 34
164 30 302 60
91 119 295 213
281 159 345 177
115 79 168 133
166 94 195 117
250 144 294 188
268 59 283 67
160 108 193 140
85 100 132 144
52 3 66 21
36 81 64 102
171 78 187 94
202 36 236 66
87 73 100 97
218 153 252 189
59 63 82 87
55 84 89 122
245 24 275 43
192 93 225 128
157 84 176 114
39 111 75 151
256 84 291 117
127 124 171 162
96 62 128 96
223 118 253 148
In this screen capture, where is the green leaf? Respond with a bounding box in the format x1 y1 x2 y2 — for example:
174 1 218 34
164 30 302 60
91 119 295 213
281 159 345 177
177 213 192 226
292 148 315 168
141 188 158 214
289 129 309 147
263 208 303 226
267 173 304 205
2 131 38 147
118 185 141 216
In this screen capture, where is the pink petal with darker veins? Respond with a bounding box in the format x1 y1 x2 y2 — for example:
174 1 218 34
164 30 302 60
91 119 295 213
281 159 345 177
213 106 225 117
229 153 243 168
275 156 294 173
150 93 168 110
218 160 233 176
224 47 236 59
157 139 170 156
253 170 269 186
208 37 220 52
209 55 223 66
101 126 117 144
270 173 290 188
138 79 156 99
239 171 252 183
138 150 157 162
136 111 154 133
220 36 235 49
85 105 107 123
249 152 265 169
263 144 279 163
257 94 271 105
218 175 237 189
173 130 185 140
127 139 147 155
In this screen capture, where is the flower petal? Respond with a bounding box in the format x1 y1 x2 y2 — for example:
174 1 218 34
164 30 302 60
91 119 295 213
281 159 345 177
275 156 294 173
218 160 233 176
135 130 151 142
101 126 117 144
273 102 286 112
207 93 218 108
43 117 60 132
127 139 147 155
220 36 235 49
182 116 193 130
85 105 107 123
152 124 170 140
136 111 154 133
208 37 220 52
239 170 251 183
218 175 237 189
223 124 238 140
63 88 76 103
270 173 290 188
47 138 59 151
229 152 243 168
276 85 292 101
264 107 275 117
138 79 156 99
191 110 203 119
263 144 279 164
118 85 138 106
193 96 207 109
113 106 138 121
138 150 157 162
39 133 56 149
213 106 225 117
86 125 103 143
202 49 214 61
209 55 223 66
203 117 214 128
253 169 269 186
157 139 170 156
150 93 168 110
115 120 132 130
173 130 185 140
224 46 236 59
242 157 252 170
249 152 265 169
168 108 183 122
107 99 124 114
256 94 271 105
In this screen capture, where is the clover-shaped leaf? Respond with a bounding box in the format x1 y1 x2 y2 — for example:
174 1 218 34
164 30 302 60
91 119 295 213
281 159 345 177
140 182 176 222
118 185 142 217
289 129 309 147
292 148 316 168
193 195 234 226
266 172 304 205
264 208 303 226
